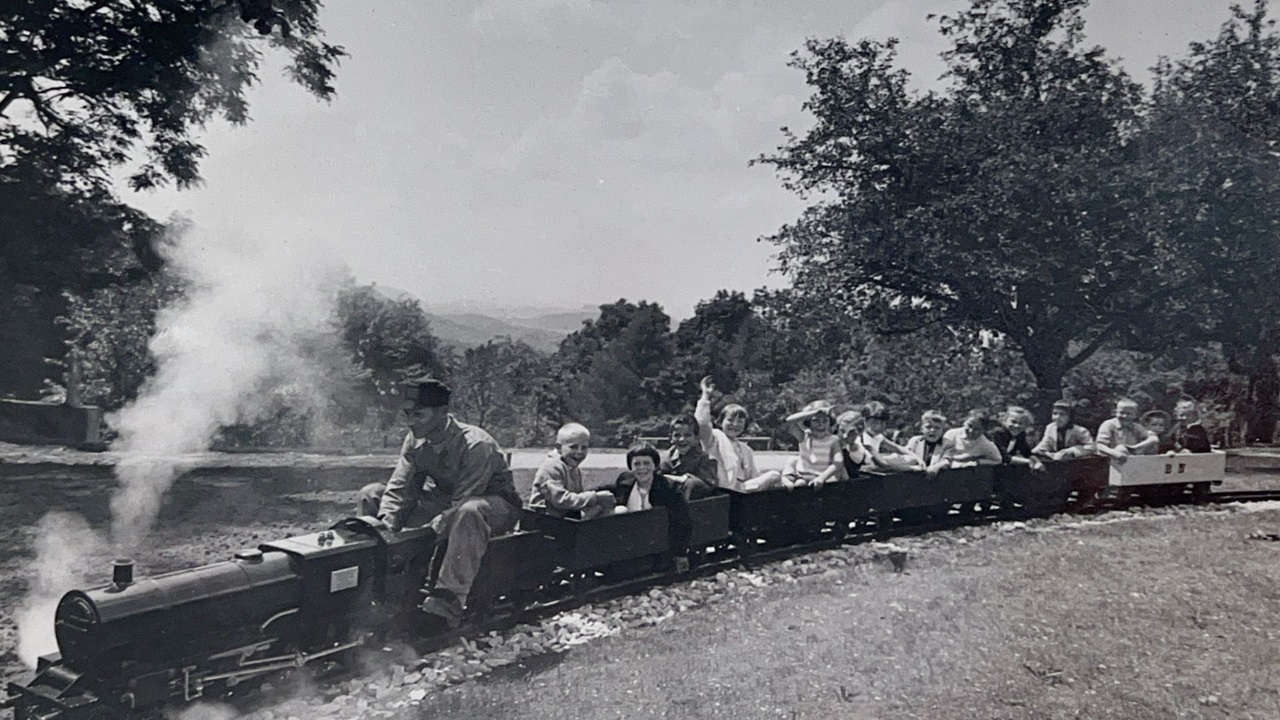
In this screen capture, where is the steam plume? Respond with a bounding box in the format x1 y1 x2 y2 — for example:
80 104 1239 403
108 224 345 548
15 513 101 667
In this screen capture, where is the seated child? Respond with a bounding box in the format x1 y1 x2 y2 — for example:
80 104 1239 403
937 410 1004 471
1169 398 1213 453
781 400 841 487
1140 410 1173 453
859 401 924 472
694 376 783 492
661 413 720 500
835 410 869 480
611 444 692 570
989 406 1044 471
1095 398 1159 461
1032 400 1095 460
906 410 951 472
529 423 616 519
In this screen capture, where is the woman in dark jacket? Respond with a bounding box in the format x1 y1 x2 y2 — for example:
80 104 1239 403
611 443 693 567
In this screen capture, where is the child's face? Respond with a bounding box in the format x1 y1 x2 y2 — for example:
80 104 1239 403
1115 402 1139 425
1146 417 1168 436
722 412 747 438
963 417 985 439
1051 409 1071 427
837 417 863 444
630 455 656 479
671 424 697 452
865 417 885 434
1176 404 1199 424
808 414 831 435
921 417 945 441
558 436 590 466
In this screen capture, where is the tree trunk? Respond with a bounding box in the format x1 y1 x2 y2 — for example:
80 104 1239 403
1246 354 1279 445
1029 382 1064 427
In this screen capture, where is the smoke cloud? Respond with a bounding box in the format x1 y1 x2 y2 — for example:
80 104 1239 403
16 223 349 668
15 513 102 667
108 224 346 549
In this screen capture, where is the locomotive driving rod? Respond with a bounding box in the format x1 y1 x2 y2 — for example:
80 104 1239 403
183 638 364 701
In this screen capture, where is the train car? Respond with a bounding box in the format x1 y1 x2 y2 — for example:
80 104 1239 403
993 456 1111 517
1106 451 1226 501
519 507 672 584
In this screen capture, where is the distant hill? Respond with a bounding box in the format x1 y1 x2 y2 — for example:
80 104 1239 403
365 285 597 354
423 312 569 354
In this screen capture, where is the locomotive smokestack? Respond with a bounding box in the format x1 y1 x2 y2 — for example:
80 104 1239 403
112 559 134 589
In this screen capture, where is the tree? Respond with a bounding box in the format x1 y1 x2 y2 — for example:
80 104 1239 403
757 0 1280 416
667 290 782 398
1142 1 1280 442
57 268 183 411
1 0 345 191
1 1 345 398
334 284 448 407
451 338 549 446
0 165 169 397
546 299 676 439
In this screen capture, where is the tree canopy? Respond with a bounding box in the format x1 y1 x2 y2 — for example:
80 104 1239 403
1 0 344 398
757 0 1280 415
1 0 345 191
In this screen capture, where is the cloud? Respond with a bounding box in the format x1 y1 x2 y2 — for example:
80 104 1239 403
495 56 800 178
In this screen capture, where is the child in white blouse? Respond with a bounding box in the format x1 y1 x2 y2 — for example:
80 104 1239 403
781 400 841 488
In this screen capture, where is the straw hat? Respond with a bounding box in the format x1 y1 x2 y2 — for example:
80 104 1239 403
786 400 835 423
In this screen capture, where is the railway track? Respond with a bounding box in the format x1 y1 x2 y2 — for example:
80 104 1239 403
1205 490 1280 504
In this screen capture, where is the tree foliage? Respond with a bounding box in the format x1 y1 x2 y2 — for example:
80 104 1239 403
543 300 677 439
1141 1 1280 441
756 0 1280 422
334 284 448 405
450 337 549 447
1 0 345 398
1 0 345 191
57 268 183 411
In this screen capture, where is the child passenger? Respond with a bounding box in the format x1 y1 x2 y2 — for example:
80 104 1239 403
1141 410 1173 453
781 400 842 487
611 444 692 572
938 410 1003 470
1032 400 1094 460
529 423 617 519
661 414 720 500
1169 398 1213 454
989 406 1045 471
858 401 921 471
1096 398 1159 461
694 376 783 492
906 410 951 471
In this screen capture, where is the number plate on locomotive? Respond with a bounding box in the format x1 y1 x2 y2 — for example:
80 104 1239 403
329 566 360 593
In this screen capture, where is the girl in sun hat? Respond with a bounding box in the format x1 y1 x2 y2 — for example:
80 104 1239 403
781 399 841 488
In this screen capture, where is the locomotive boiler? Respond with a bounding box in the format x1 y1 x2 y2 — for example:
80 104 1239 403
6 518 435 720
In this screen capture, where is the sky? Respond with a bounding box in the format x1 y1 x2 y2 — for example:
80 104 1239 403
118 0 1243 320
